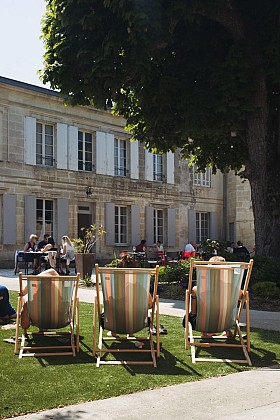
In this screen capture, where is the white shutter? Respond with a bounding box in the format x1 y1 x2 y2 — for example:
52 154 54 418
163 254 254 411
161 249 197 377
130 140 139 179
166 152 174 184
57 198 69 243
96 131 107 174
3 194 16 244
131 205 140 245
167 208 176 246
188 210 196 243
68 125 78 171
145 206 154 245
25 195 36 240
145 149 153 181
105 203 115 245
210 212 218 239
24 116 36 165
56 123 68 169
106 133 114 176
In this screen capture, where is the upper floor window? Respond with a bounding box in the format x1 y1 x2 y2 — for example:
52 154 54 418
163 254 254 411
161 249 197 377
114 138 127 176
154 209 164 243
78 131 93 172
153 154 163 182
36 199 54 239
196 212 209 243
193 166 211 187
36 123 54 166
115 205 127 245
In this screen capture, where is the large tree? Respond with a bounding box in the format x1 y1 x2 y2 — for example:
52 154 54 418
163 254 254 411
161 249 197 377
41 0 280 257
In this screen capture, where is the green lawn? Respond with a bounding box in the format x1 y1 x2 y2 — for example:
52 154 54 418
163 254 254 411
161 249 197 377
0 292 279 419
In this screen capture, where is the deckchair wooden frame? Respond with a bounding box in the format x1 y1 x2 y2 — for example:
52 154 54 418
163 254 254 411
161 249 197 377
185 259 254 365
93 265 160 367
15 272 80 358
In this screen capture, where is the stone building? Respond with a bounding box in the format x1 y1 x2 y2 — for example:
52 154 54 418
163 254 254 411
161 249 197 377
0 76 254 267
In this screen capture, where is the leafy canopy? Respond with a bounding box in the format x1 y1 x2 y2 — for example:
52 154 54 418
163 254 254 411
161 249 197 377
41 0 280 173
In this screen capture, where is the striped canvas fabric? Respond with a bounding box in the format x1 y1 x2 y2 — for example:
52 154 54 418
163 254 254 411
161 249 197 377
100 269 151 334
196 265 244 333
27 278 74 329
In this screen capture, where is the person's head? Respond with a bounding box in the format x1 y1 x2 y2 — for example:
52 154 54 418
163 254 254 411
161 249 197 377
237 241 242 247
61 235 72 246
43 234 50 242
29 234 38 243
156 240 161 246
209 256 225 262
140 239 146 245
118 251 135 268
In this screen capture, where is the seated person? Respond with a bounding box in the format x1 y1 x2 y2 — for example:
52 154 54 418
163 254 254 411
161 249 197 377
19 268 59 332
183 241 196 258
154 241 165 264
234 241 250 260
60 235 75 275
37 234 50 250
183 256 241 338
135 239 147 252
0 285 16 320
23 234 40 275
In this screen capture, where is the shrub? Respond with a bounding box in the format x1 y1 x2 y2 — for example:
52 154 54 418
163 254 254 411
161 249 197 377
252 281 280 299
251 256 280 287
158 260 190 283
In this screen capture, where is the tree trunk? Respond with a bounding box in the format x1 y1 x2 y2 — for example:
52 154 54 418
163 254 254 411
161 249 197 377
246 77 280 257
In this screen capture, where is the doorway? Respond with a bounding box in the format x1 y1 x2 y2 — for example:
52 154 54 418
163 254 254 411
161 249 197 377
78 205 93 239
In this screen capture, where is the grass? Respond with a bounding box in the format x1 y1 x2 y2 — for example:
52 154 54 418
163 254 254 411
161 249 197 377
0 292 279 419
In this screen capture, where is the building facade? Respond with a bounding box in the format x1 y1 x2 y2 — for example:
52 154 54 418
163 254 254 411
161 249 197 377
0 76 254 266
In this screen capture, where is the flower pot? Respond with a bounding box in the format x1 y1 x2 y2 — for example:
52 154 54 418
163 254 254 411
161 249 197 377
75 253 95 279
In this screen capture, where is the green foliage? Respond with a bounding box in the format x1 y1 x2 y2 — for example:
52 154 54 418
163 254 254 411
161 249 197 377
72 224 106 253
79 275 93 287
252 282 280 299
158 260 191 283
250 256 280 288
201 238 226 254
41 1 280 172
106 258 119 267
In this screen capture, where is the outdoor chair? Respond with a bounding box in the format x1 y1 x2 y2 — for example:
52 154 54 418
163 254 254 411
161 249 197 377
93 264 160 367
185 259 254 365
15 272 80 358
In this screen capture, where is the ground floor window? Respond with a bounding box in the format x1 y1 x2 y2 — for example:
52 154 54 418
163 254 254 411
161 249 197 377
196 212 209 243
36 199 54 239
115 206 127 245
154 209 164 244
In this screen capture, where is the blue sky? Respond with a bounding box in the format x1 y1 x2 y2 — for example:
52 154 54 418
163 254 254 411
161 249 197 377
0 0 48 87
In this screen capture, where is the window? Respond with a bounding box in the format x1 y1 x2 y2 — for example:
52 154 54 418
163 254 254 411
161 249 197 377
196 212 209 243
154 209 164 243
153 154 163 181
78 131 93 171
114 138 127 176
36 123 54 166
193 166 211 187
36 199 54 239
115 206 127 244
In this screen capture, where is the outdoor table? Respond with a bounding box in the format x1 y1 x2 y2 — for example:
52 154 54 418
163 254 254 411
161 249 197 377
22 252 48 274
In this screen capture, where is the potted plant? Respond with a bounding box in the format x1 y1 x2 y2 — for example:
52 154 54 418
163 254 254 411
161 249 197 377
72 224 106 279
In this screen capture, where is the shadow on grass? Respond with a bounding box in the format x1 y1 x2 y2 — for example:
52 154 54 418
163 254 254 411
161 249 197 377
93 340 201 377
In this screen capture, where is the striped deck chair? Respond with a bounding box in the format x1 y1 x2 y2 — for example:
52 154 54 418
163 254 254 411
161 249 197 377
15 272 80 358
185 259 254 365
93 265 160 367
